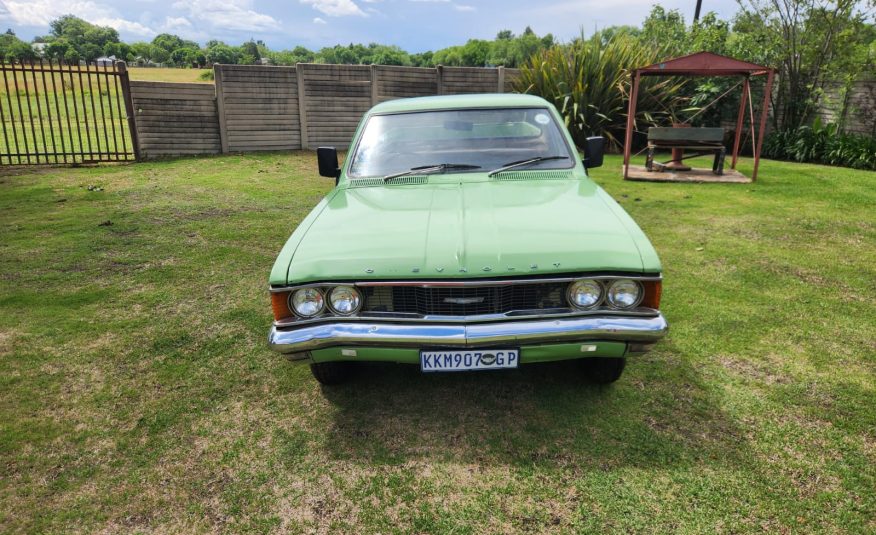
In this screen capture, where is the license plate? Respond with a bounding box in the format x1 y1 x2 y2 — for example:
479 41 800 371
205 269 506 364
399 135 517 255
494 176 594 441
420 349 519 372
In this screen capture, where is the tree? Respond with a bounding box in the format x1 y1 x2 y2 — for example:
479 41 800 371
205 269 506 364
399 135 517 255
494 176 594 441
206 43 237 65
432 45 464 65
734 0 875 131
101 41 131 60
83 26 119 48
0 29 27 61
267 45 315 65
460 39 490 66
45 15 122 64
512 30 545 65
170 47 190 66
149 46 169 64
129 41 153 63
410 51 434 67
316 44 361 64
239 40 260 64
369 46 410 66
64 47 81 63
639 6 688 58
592 25 641 47
50 15 92 42
49 15 119 49
5 40 37 62
689 12 730 54
430 27 556 67
80 43 101 61
187 48 207 67
45 39 72 60
152 33 194 53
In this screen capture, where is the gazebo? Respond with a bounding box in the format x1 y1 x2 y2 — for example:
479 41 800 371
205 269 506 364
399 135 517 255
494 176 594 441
622 51 775 182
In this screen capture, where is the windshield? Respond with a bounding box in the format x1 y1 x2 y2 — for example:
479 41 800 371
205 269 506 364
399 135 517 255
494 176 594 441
347 107 575 178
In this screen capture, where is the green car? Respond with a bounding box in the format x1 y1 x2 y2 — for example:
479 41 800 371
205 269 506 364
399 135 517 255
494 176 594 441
268 94 667 385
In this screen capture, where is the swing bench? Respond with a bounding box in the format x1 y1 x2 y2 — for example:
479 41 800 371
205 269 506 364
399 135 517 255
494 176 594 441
622 52 776 183
645 127 726 175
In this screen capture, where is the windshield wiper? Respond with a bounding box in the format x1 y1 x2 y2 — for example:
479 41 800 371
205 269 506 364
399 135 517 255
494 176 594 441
383 163 481 181
487 156 569 177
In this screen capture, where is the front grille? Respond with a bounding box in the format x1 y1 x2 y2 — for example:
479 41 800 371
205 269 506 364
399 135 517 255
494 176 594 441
362 282 568 316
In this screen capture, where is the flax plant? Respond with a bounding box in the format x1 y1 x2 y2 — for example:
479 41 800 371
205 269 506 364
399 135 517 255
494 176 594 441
516 35 689 151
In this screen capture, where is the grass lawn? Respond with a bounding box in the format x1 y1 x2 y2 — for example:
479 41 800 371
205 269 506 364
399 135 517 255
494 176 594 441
1 153 874 533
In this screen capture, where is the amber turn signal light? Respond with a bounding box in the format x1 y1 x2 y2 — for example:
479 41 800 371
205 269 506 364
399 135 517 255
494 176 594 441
271 292 293 321
640 280 662 309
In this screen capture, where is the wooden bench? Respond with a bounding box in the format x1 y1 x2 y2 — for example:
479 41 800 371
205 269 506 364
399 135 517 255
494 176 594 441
646 127 727 175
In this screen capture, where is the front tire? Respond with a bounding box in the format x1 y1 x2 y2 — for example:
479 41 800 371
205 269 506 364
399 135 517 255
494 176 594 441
309 361 352 385
580 357 626 384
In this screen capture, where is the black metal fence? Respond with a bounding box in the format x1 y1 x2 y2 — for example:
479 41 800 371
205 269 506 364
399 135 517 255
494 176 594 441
0 60 138 165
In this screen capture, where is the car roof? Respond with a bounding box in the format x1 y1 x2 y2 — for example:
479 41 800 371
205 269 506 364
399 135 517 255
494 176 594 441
367 93 552 115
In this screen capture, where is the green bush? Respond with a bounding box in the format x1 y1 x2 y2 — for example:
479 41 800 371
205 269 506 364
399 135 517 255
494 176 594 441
515 35 688 150
763 119 876 170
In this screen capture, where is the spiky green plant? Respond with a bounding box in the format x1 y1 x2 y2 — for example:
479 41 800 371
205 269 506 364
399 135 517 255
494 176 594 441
762 118 876 170
515 36 689 151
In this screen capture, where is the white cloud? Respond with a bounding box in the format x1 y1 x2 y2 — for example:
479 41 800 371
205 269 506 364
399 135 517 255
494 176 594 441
93 17 154 35
300 0 367 17
171 0 280 32
163 16 192 29
0 0 156 35
313 16 327 24
408 0 474 12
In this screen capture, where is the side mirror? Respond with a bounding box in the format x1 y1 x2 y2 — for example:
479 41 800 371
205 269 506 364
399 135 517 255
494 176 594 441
317 147 340 179
582 136 605 169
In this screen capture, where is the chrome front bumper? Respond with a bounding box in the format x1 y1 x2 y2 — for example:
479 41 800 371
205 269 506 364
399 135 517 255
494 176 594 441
268 314 668 354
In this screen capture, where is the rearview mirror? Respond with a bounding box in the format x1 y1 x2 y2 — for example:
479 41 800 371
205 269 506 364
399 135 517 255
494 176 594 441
582 136 605 169
317 147 340 179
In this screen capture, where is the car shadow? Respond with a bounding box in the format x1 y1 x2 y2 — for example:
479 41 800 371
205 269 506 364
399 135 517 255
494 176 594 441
318 349 748 470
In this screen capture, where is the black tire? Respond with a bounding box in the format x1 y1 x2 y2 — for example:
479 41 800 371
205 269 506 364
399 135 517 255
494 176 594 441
309 361 352 385
580 357 626 384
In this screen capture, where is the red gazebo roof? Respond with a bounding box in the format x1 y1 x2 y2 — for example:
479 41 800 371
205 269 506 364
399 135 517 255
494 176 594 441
637 51 771 77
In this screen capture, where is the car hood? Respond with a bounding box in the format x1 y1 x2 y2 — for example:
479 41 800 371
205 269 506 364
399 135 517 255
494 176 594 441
277 177 660 284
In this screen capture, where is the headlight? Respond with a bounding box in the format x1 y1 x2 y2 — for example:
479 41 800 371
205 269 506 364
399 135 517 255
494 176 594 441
328 285 361 315
606 279 642 309
567 279 603 309
290 287 325 317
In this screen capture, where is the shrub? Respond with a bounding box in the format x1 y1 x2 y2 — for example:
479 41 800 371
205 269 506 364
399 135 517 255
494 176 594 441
762 119 876 170
515 35 688 150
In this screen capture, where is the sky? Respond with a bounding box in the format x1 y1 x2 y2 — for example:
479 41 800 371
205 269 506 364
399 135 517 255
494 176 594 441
0 0 741 52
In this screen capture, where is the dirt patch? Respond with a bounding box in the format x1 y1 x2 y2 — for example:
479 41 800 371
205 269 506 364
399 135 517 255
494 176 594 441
0 329 20 355
147 206 265 226
717 354 791 386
